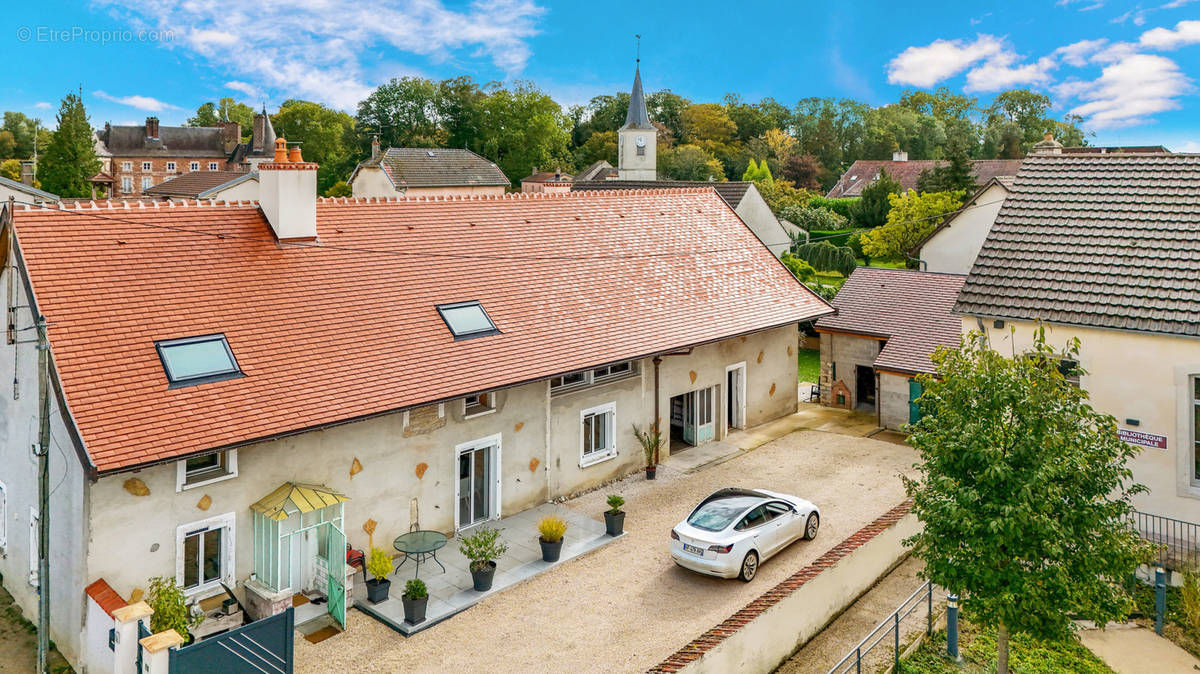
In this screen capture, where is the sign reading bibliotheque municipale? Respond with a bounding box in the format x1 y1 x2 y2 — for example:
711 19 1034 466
1118 428 1168 450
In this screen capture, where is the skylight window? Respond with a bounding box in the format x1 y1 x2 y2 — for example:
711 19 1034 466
436 301 498 339
156 334 242 387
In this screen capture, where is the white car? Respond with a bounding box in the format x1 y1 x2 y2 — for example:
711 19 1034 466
670 488 820 582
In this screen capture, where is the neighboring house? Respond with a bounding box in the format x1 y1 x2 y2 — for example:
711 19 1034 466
571 179 796 257
225 106 278 172
825 152 1023 198
914 177 1013 274
144 171 260 201
954 151 1200 523
575 160 617 181
99 116 244 198
0 140 831 670
521 168 573 193
815 267 967 430
0 175 58 205
348 143 510 197
87 130 114 198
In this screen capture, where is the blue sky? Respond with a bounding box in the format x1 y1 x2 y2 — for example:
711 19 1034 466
3 1 1198 150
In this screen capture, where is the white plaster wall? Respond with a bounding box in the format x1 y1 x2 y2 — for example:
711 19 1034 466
919 182 1006 274
0 182 56 205
206 178 259 202
966 318 1200 522
350 167 508 198
617 129 656 181
878 372 911 431
85 598 116 674
405 185 507 198
0 263 90 669
349 167 396 198
678 513 920 674
734 185 792 258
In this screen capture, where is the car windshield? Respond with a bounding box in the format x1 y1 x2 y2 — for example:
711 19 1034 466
687 496 759 532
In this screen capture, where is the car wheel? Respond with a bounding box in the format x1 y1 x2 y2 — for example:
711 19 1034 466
738 551 758 582
803 512 820 540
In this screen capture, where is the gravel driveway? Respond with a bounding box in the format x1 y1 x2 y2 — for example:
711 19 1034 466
295 429 918 674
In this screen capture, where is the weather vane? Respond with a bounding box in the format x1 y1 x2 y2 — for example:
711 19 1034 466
635 34 641 64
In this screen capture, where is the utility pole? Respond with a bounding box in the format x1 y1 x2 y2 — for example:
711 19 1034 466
36 313 50 674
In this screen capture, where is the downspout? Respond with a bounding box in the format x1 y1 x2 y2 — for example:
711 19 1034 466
652 348 694 464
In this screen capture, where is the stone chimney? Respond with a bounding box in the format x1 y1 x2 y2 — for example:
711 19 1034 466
145 117 160 139
371 136 381 161
220 121 242 153
258 138 318 241
892 150 908 162
1031 132 1064 155
19 161 34 186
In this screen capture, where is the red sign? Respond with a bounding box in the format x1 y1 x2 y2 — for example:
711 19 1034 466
1118 428 1168 450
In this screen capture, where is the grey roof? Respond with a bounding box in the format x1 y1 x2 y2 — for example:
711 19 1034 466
571 180 752 209
575 160 617 182
0 175 58 202
376 148 510 188
621 67 654 131
143 171 254 198
103 125 227 158
954 153 1200 338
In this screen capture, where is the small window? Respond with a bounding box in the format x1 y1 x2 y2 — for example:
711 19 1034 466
1191 376 1199 483
166 161 176 172
121 161 132 171
464 392 495 417
581 402 616 466
142 161 152 172
436 301 498 338
636 145 645 156
190 161 199 171
178 450 237 490
177 514 234 595
208 162 218 171
1056 359 1081 387
550 372 588 391
155 334 241 387
593 361 636 381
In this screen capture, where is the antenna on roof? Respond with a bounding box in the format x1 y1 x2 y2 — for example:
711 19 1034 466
635 34 641 64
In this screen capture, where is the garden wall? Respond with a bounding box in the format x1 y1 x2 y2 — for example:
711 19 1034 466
648 500 918 674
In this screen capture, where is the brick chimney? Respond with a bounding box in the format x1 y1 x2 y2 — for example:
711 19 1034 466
19 161 34 186
220 121 242 153
145 117 160 139
1030 132 1064 155
258 138 318 241
892 150 908 162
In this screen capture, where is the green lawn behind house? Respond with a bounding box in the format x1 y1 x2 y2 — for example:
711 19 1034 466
797 348 819 383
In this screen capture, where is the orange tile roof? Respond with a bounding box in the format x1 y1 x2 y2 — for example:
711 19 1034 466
85 578 128 618
12 189 832 473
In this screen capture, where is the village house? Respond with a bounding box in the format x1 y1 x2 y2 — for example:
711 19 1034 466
815 267 967 430
825 152 1022 199
954 151 1200 524
913 176 1013 274
144 170 260 202
520 167 573 193
0 174 58 205
348 140 510 197
0 138 830 670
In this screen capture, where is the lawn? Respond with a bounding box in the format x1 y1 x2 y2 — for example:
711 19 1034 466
898 615 1113 674
797 348 819 383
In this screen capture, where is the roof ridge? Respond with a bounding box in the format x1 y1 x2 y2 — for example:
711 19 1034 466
314 187 722 206
22 198 261 211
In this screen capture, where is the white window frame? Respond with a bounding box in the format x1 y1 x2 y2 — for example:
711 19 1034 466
1192 375 1200 486
580 402 617 467
189 161 199 171
551 361 638 395
453 434 503 531
141 177 153 190
463 392 496 419
142 161 152 172
176 449 238 492
208 162 219 171
121 176 132 193
166 161 176 172
121 161 132 171
176 512 236 597
29 507 38 587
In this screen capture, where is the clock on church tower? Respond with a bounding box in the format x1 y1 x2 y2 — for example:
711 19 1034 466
618 63 657 181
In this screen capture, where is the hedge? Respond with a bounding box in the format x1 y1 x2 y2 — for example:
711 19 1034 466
808 228 868 247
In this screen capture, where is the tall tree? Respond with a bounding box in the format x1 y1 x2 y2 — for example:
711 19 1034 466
476 81 571 185
573 130 617 168
781 154 824 190
849 168 901 229
681 103 737 144
188 98 254 139
659 144 724 181
916 137 977 194
272 99 356 192
39 91 99 198
356 77 441 148
860 188 963 261
0 131 15 160
905 330 1147 674
3 112 40 158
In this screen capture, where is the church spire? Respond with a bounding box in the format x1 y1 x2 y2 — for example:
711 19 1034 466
622 37 653 131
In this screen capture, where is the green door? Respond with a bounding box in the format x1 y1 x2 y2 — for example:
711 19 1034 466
908 379 924 424
325 521 346 628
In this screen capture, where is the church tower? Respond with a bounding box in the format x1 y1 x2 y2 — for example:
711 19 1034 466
618 62 657 181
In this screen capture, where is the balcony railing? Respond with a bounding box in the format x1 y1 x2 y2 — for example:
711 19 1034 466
1131 510 1200 571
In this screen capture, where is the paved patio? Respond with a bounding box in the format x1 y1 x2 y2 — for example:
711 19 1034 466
355 503 618 635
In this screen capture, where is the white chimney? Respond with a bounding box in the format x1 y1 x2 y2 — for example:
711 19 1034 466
258 138 318 241
892 150 908 162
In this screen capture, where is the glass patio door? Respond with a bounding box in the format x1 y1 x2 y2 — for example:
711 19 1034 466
458 443 492 529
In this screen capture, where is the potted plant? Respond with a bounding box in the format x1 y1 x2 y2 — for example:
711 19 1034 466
459 526 508 592
365 546 393 603
604 494 626 536
537 515 568 562
633 424 662 480
402 578 428 625
146 576 203 644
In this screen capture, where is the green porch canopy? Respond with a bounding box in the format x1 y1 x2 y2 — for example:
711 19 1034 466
250 482 349 522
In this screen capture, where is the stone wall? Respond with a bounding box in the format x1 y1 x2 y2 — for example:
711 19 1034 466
819 332 882 407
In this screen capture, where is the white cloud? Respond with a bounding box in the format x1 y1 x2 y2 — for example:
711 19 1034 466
970 12 992 26
886 35 1006 87
33 102 51 110
1053 39 1108 66
1139 19 1200 49
225 81 262 100
966 54 1056 92
1065 54 1192 128
1058 0 1106 9
94 0 546 111
1092 41 1139 63
1177 140 1200 152
93 90 180 112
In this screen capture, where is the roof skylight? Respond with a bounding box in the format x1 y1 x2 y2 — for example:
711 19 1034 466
436 301 498 339
156 334 242 387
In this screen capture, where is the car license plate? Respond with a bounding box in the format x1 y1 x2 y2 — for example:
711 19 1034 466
682 543 705 556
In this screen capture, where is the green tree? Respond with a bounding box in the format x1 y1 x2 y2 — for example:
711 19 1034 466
790 240 856 276
780 205 847 231
681 103 737 144
659 144 724 181
3 112 40 158
435 76 486 151
779 252 816 282
849 168 901 229
905 330 1148 673
39 91 99 198
476 81 571 185
188 98 254 139
646 90 690 141
356 77 442 148
741 157 759 181
272 99 356 193
573 130 617 168
147 576 202 641
323 180 352 197
0 131 15 159
916 137 977 194
860 189 963 260
0 159 20 180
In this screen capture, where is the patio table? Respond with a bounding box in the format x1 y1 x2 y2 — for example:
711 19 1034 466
392 530 448 578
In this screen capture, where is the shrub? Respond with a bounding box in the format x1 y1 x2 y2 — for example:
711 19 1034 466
459 526 508 572
779 205 849 231
807 196 857 220
537 515 568 543
849 169 901 229
804 282 838 302
1182 570 1200 636
366 546 392 582
323 180 352 197
147 576 202 641
606 494 625 514
780 252 816 282
403 578 427 600
791 240 857 277
632 424 663 467
846 229 868 263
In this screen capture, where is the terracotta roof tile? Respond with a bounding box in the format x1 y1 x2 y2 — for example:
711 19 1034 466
816 268 966 375
85 578 128 618
14 189 831 473
826 159 1023 198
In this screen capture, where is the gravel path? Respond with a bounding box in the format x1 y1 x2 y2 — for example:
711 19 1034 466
295 429 918 674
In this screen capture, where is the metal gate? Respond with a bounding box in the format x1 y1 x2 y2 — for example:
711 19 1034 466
169 607 294 673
